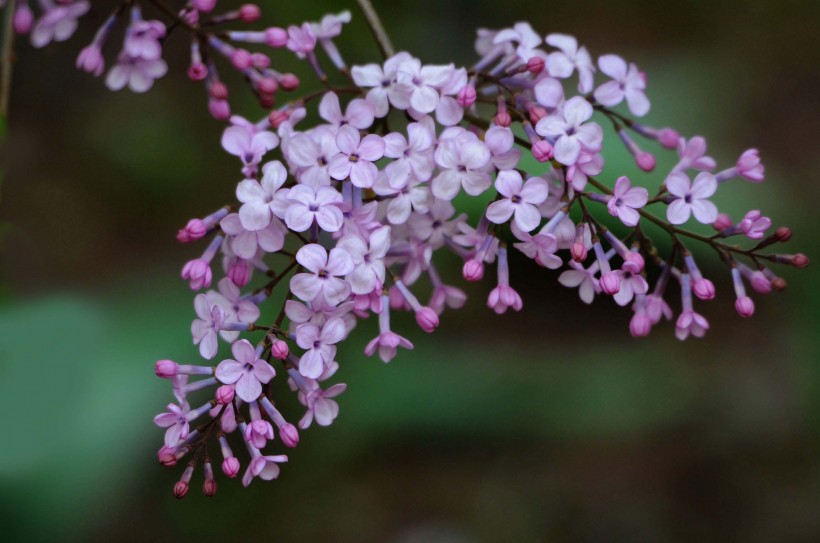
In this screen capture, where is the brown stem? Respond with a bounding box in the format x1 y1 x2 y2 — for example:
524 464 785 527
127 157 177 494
355 0 395 59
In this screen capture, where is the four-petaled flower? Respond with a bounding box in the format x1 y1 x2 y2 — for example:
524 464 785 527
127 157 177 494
215 340 276 402
290 244 355 306
535 96 602 166
593 54 649 116
666 172 718 225
607 176 648 227
486 171 549 233
328 125 386 188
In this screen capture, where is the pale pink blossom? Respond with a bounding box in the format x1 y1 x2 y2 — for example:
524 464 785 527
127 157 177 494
666 172 718 225
593 54 650 116
545 33 594 93
215 340 275 402
206 278 260 341
30 0 90 48
351 52 415 117
395 58 454 114
328 125 385 188
318 91 375 129
290 244 355 306
191 294 225 359
236 160 289 231
286 129 339 186
153 402 190 447
221 125 279 177
338 226 391 295
607 176 648 227
431 137 492 199
486 171 549 232
295 318 346 379
535 97 602 166
106 54 168 93
219 213 286 259
284 184 344 232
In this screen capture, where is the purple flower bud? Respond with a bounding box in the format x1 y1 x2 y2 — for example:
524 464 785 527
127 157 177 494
265 27 288 47
271 339 289 360
227 259 251 287
456 86 477 107
415 307 439 333
187 62 208 81
462 259 484 282
526 56 545 74
154 359 179 378
630 312 652 337
203 479 218 497
279 423 300 448
231 49 253 70
76 45 104 77
532 140 553 163
658 128 679 149
692 278 716 300
192 0 217 12
13 4 33 34
239 4 262 23
222 457 241 478
279 73 300 90
181 259 212 290
735 296 755 318
177 219 207 243
749 272 772 294
600 272 621 295
173 481 189 499
636 151 656 172
712 213 733 231
571 242 587 263
157 446 177 467
208 98 231 120
215 385 234 405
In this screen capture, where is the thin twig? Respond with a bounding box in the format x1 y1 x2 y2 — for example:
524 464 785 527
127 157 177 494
355 0 395 59
1 2 15 119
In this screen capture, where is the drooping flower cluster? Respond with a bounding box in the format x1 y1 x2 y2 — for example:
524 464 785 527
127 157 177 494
8 1 808 498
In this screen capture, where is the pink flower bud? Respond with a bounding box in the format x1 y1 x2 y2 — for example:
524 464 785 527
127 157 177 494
630 312 651 337
239 4 262 22
187 62 208 81
658 128 679 149
692 278 716 300
222 457 240 478
712 213 733 231
636 151 656 172
624 253 645 273
203 479 218 497
271 339 289 360
771 277 787 292
227 259 251 287
208 98 231 120
735 296 755 318
527 105 548 123
415 307 439 333
251 52 271 70
279 423 300 448
173 481 189 499
532 140 553 163
265 27 288 47
456 86 477 107
571 242 588 262
76 46 104 77
209 81 229 100
231 49 253 70
494 111 512 128
600 272 621 295
526 56 545 74
154 359 179 378
792 254 810 268
775 227 792 242
13 4 33 34
215 385 235 405
462 259 484 282
257 77 278 95
749 272 772 294
158 446 177 467
268 109 290 129
177 219 207 243
181 259 212 290
279 73 300 91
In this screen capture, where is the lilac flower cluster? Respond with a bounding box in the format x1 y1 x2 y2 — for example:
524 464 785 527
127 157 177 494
6 1 808 497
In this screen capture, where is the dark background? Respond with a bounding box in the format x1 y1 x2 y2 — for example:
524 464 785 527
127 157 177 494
1 0 819 541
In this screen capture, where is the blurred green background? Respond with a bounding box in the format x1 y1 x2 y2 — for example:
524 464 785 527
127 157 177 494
2 0 820 541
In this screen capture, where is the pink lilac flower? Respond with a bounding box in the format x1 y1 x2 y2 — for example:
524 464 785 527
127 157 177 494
739 210 771 240
593 54 650 116
492 22 543 62
382 117 436 182
236 160 289 231
241 446 288 486
290 244 355 306
221 125 279 177
545 33 594 93
124 19 166 60
566 151 603 191
191 294 225 359
675 274 709 340
485 125 522 171
286 23 317 57
613 262 649 307
215 340 276 402
486 171 549 232
219 213 286 259
244 418 274 449
395 58 455 114
374 172 430 225
487 247 523 314
666 172 719 225
153 402 190 447
431 136 492 200
736 149 765 182
365 295 413 362
286 129 339 186
206 278 261 341
318 91 375 129
328 125 385 188
430 68 468 126
607 176 648 227
351 52 415 117
535 97 602 166
512 222 562 269
295 318 346 379
283 184 344 232
673 137 716 173
338 226 391 295
310 11 351 70
30 0 90 48
558 261 600 304
105 54 168 93
533 77 564 109
296 380 347 428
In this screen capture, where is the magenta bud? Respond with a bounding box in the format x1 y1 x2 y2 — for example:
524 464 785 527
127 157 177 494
279 73 300 91
494 111 512 128
658 128 680 149
735 296 755 318
749 272 772 294
222 457 240 478
692 278 716 300
269 109 290 129
793 254 810 268
177 218 207 243
209 81 229 100
712 213 733 231
279 423 300 448
76 46 104 76
231 49 253 70
624 252 645 273
630 313 651 337
526 56 545 74
192 0 217 12
600 272 621 295
203 479 218 497
775 227 792 242
271 339 289 360
527 105 548 124
181 259 212 290
532 140 553 163
158 446 177 467
209 98 231 120
155 359 179 378
415 307 439 333
265 27 288 47
772 277 787 292
636 151 656 172
571 242 588 263
239 4 262 22
227 259 251 287
173 481 189 499
13 5 34 34
257 77 278 95
456 85 477 108
187 62 208 81
215 385 235 405
251 52 271 70
462 259 484 282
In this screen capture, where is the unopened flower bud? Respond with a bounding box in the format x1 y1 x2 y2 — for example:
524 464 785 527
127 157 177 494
209 81 229 100
532 140 553 163
177 219 207 243
222 457 240 478
208 98 231 120
251 52 271 70
181 259 212 290
600 272 621 295
257 77 278 95
13 4 33 34
636 151 656 172
494 111 511 127
279 423 300 448
269 109 290 129
155 359 179 378
793 254 810 268
527 105 548 123
771 277 787 292
457 85 477 107
279 73 300 91
215 385 234 405
173 481 189 499
462 259 484 281
187 62 208 81
231 49 253 70
749 272 772 294
692 278 716 300
265 27 288 47
526 56 545 74
203 479 217 497
239 4 262 22
775 227 792 242
227 259 251 287
415 307 439 333
158 446 177 467
571 242 587 262
735 296 755 318
657 127 679 149
712 213 733 231
271 339 289 360
630 312 651 337
193 0 217 12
